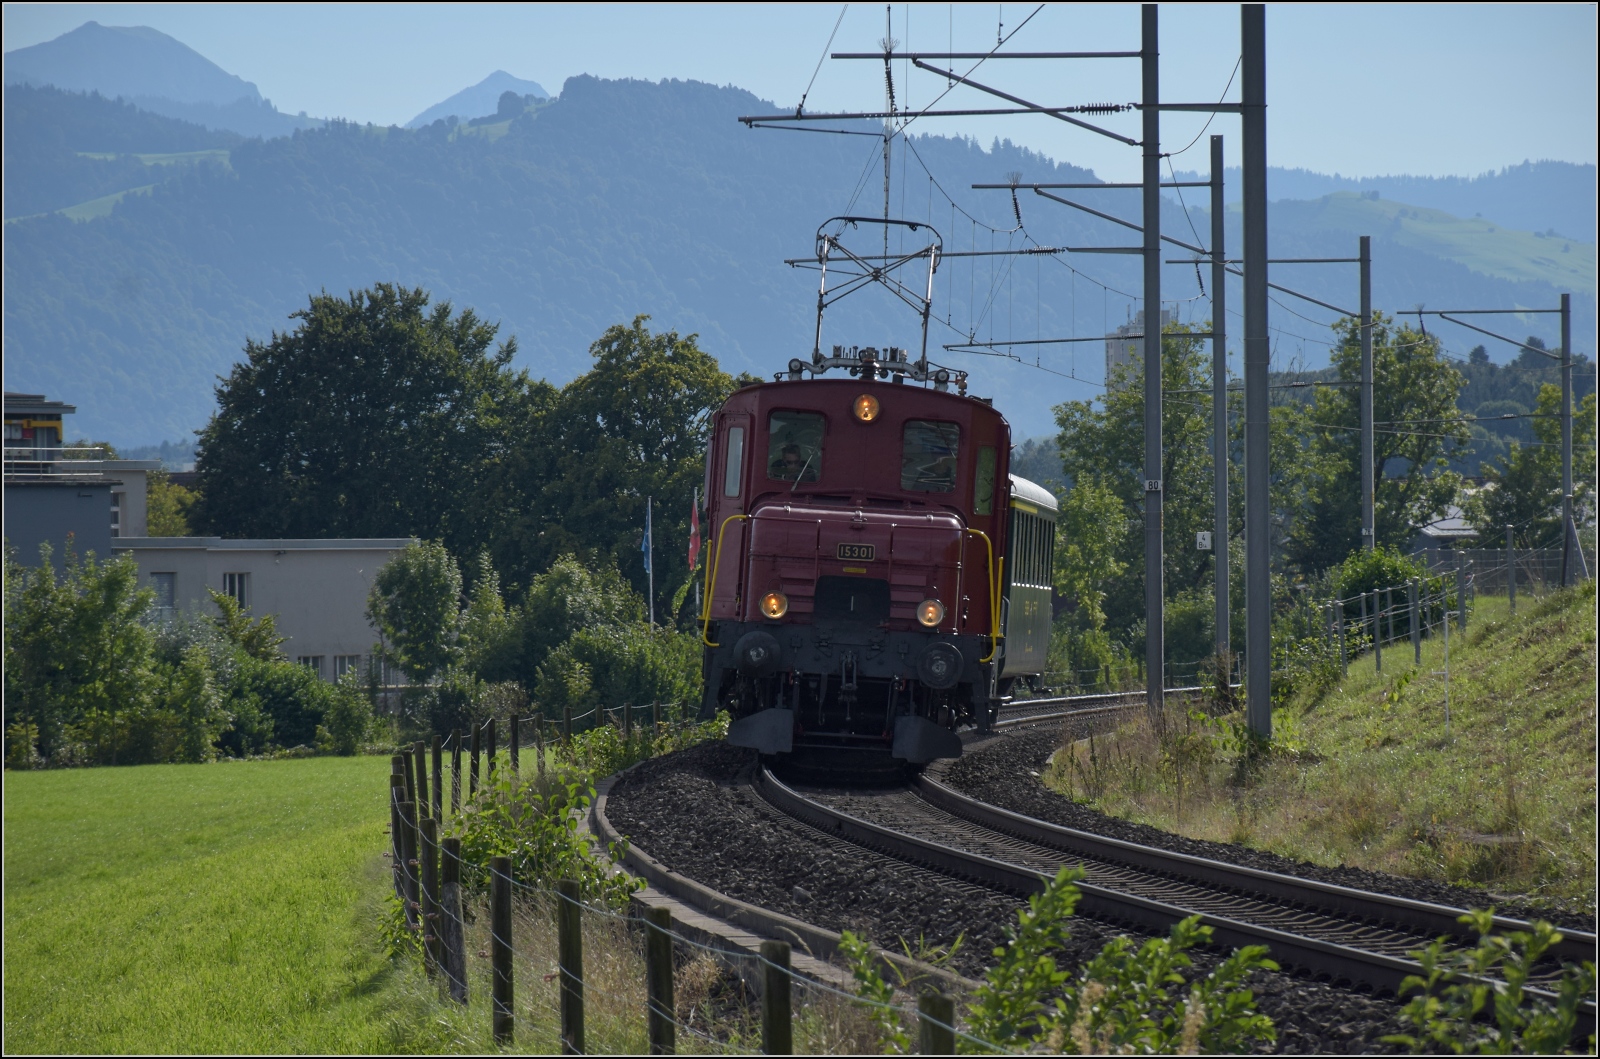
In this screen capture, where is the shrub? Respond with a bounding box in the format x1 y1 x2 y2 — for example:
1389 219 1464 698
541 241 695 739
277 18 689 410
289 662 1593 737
966 866 1277 1054
1385 909 1597 1055
447 768 640 907
316 672 376 756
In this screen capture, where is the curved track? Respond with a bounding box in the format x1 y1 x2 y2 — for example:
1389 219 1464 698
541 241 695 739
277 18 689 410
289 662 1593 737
755 763 1596 1025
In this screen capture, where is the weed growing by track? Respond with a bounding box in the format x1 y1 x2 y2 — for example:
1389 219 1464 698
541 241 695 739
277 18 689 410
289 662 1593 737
1046 585 1596 904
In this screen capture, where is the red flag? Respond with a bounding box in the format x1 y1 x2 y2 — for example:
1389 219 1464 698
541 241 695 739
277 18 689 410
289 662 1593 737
688 489 701 571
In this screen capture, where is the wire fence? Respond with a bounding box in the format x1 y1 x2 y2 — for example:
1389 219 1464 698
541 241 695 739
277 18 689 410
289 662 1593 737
382 750 1005 1055
1306 542 1591 678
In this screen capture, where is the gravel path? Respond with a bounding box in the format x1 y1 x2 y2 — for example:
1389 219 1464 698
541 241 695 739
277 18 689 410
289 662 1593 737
942 724 1595 931
606 741 1412 1054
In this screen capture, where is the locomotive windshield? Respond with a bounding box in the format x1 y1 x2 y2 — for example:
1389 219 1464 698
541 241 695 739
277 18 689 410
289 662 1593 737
768 411 824 482
901 420 961 492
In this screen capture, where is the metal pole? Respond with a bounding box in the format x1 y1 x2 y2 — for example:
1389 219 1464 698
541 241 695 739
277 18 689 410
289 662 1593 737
1211 134 1230 661
1507 525 1516 614
1142 4 1165 721
1409 578 1421 665
1560 293 1573 586
1241 4 1271 738
1360 235 1375 551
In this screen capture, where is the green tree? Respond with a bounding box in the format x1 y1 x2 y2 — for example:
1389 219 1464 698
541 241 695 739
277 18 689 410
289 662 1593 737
191 283 534 559
530 316 734 621
1470 385 1597 547
206 587 286 660
367 539 462 684
3 541 155 762
514 553 643 688
1286 315 1469 572
145 469 195 536
1054 323 1222 653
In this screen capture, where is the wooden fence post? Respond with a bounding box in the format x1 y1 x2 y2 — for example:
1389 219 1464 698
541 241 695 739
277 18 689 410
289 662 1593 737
651 700 661 738
413 741 429 816
431 735 443 821
491 855 514 1045
623 701 633 741
645 905 675 1055
451 728 463 814
563 706 572 744
470 723 481 797
760 939 792 1055
557 878 585 1055
917 991 955 1055
440 837 468 1004
536 719 546 780
398 800 420 932
510 714 521 776
1409 579 1421 665
420 816 441 977
389 773 406 900
486 718 497 779
401 749 417 807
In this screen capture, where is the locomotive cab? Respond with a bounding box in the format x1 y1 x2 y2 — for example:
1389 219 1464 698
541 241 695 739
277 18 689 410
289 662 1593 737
698 365 1055 766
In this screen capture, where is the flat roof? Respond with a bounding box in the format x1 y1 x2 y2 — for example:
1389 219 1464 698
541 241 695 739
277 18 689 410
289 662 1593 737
113 537 415 551
4 393 76 416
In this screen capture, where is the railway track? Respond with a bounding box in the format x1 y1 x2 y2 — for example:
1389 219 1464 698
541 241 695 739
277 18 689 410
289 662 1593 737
992 684 1212 728
754 762 1596 1027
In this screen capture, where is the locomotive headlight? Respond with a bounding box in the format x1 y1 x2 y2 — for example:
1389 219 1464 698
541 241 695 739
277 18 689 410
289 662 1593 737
759 591 789 619
917 599 946 627
853 393 881 422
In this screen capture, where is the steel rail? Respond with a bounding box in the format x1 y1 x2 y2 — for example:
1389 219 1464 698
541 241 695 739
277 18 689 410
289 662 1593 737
754 766 1596 1022
914 771 1598 968
993 685 1208 727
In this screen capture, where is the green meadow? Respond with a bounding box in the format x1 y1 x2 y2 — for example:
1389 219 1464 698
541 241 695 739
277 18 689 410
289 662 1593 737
2 754 452 1054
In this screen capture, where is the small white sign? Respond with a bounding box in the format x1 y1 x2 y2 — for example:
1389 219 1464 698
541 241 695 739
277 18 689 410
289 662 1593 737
1196 531 1213 551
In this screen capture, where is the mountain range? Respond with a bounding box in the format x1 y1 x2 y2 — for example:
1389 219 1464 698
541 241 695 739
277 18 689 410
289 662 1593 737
2 23 1594 446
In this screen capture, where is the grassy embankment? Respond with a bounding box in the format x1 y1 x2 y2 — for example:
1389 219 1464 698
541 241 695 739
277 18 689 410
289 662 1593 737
1047 582 1597 907
2 755 463 1054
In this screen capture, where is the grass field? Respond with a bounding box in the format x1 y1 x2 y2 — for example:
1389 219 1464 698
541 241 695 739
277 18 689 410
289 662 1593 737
1267 192 1596 294
2 754 460 1054
1048 583 1597 908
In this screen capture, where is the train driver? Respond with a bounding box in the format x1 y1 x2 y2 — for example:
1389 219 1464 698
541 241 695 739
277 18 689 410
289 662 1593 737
771 443 820 482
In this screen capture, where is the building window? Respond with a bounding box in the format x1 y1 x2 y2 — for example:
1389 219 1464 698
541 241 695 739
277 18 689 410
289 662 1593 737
298 656 325 680
111 491 123 537
223 572 250 610
150 572 176 622
333 654 362 682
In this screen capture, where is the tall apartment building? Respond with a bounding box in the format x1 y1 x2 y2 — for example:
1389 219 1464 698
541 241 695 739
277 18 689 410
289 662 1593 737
1104 309 1173 390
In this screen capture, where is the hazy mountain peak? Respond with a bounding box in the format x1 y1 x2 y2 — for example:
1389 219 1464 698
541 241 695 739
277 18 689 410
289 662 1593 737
3 21 263 107
406 70 550 128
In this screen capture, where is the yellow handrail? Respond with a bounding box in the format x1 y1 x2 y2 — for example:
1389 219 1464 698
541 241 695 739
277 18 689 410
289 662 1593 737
967 528 1004 663
701 514 750 647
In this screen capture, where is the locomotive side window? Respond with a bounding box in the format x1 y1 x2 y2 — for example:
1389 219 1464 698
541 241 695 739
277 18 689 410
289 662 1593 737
723 426 745 497
973 446 997 515
902 420 961 492
768 411 824 482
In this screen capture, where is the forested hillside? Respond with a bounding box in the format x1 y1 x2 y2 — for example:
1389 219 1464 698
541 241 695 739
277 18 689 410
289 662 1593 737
3 76 1594 443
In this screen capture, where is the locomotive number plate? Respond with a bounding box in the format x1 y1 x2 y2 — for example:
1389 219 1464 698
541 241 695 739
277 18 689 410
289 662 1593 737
836 543 876 561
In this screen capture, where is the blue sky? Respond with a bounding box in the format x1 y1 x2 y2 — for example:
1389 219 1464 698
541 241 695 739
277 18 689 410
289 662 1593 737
4 3 1596 183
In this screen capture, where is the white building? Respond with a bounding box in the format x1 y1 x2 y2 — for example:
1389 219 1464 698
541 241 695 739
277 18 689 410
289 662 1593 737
113 537 410 681
1104 309 1173 389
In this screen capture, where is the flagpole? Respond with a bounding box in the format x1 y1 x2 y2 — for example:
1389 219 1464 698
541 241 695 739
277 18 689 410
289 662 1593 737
646 496 655 627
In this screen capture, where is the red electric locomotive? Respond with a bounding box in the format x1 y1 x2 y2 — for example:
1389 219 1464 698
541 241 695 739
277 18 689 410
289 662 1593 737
696 347 1057 765
696 216 1056 766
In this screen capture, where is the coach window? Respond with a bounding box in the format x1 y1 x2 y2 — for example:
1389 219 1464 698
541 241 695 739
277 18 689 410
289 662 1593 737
768 411 824 483
722 426 745 497
902 420 960 492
